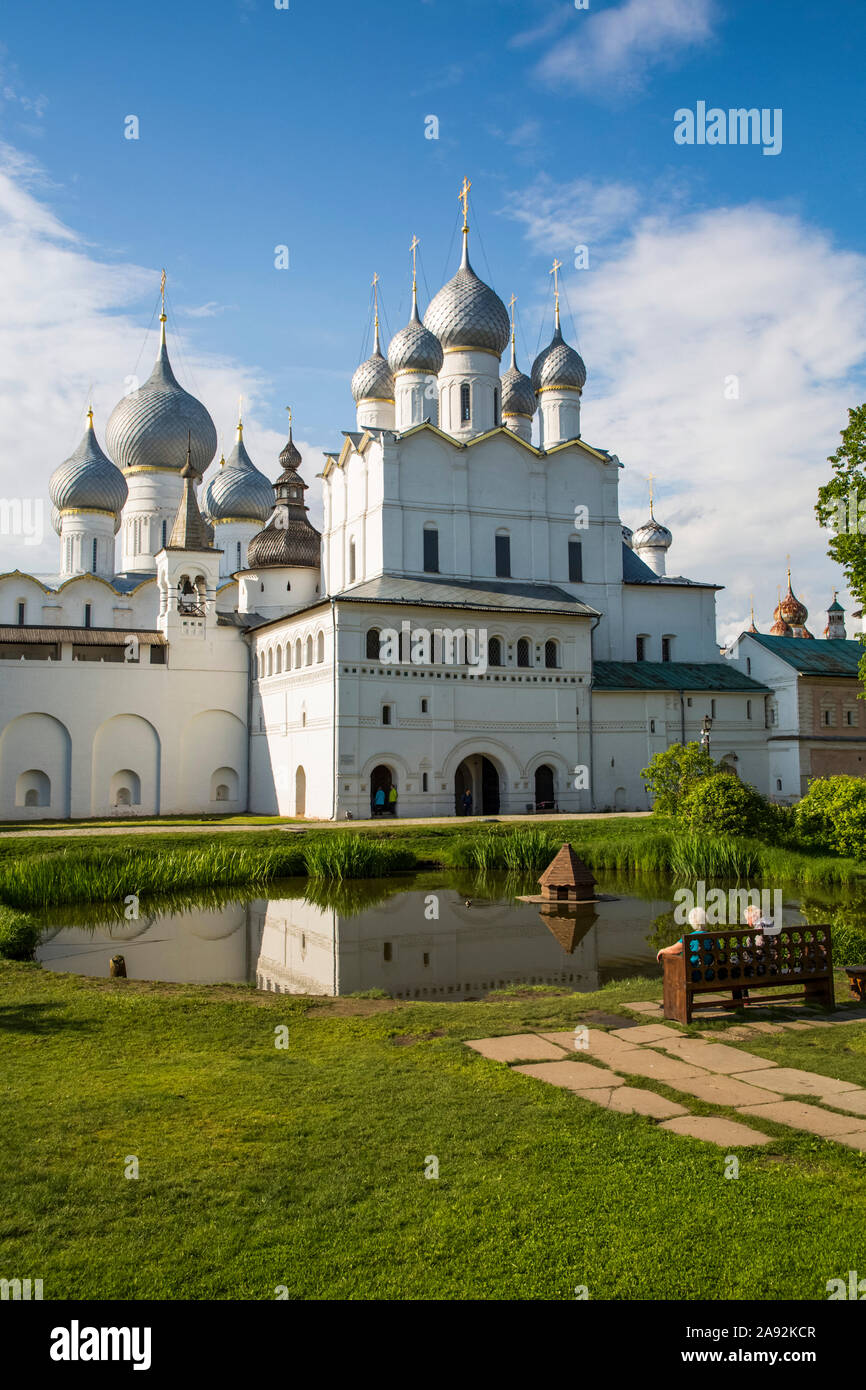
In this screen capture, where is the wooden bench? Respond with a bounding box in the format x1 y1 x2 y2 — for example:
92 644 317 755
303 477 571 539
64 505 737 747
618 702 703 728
663 925 834 1024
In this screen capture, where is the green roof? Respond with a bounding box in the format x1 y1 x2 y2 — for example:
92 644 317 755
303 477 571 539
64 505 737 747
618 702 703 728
593 661 770 693
746 632 864 676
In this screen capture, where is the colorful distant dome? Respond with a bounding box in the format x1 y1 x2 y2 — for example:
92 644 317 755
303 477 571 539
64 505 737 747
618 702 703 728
49 410 128 518
778 569 808 628
202 423 273 524
106 316 217 476
423 233 510 357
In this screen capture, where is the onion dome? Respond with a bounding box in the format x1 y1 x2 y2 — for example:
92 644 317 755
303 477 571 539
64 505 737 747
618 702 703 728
388 282 443 375
779 569 808 627
106 314 217 475
351 307 395 403
423 230 510 356
246 425 321 569
531 320 587 393
632 513 672 554
49 410 129 516
769 596 791 636
202 421 273 524
500 322 535 419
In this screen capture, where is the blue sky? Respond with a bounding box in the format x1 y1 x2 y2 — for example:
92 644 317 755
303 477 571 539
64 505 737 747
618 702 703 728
2 0 866 636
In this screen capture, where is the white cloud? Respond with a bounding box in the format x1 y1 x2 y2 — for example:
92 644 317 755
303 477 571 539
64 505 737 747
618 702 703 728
501 173 640 251
509 188 866 640
531 0 718 96
0 145 324 574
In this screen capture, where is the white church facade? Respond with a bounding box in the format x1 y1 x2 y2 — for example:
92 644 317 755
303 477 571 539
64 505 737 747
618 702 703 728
0 196 841 822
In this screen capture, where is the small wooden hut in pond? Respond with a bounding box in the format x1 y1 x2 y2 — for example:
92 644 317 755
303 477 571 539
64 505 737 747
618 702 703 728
538 844 597 904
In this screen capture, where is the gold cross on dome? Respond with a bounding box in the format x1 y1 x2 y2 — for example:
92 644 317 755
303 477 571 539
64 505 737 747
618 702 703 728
508 292 517 319
285 406 293 429
410 235 419 287
648 472 655 515
160 268 166 310
459 176 471 228
550 258 562 325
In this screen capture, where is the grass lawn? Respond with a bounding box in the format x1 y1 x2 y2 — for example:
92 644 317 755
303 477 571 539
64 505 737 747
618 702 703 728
2 958 865 1300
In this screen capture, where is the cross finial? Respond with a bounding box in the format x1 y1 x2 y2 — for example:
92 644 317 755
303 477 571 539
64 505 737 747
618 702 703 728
371 272 381 351
648 471 655 516
285 405 293 431
160 268 167 321
508 293 517 365
237 394 243 437
459 176 471 231
550 258 562 327
86 404 94 429
410 235 420 305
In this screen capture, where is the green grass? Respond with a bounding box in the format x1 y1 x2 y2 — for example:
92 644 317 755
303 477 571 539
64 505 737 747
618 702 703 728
1 959 865 1300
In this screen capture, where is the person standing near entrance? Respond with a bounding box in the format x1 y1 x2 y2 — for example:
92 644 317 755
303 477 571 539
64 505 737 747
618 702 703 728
462 788 472 816
388 784 398 815
373 786 385 816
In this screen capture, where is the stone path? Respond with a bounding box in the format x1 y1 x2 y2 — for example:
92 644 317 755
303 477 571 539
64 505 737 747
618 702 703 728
464 1005 866 1150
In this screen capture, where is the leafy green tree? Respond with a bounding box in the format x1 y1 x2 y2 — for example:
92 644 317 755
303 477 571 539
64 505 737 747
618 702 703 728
816 404 866 687
640 742 715 817
680 774 769 838
794 775 866 858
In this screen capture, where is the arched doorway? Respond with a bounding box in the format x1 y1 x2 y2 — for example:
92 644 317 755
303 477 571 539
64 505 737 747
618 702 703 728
295 765 306 816
534 764 555 811
454 755 500 815
371 764 393 815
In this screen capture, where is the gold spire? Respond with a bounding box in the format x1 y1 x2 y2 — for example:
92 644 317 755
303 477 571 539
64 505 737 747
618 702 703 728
459 176 471 234
371 271 381 353
508 292 517 368
159 268 167 347
237 394 243 439
550 258 562 330
648 472 655 518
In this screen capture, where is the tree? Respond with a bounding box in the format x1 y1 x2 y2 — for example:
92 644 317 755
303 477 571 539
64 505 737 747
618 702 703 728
640 742 716 817
816 404 866 687
681 774 768 838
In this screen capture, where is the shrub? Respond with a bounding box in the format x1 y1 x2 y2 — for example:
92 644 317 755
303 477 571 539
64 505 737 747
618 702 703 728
794 776 866 859
680 774 770 839
0 906 40 961
641 742 716 817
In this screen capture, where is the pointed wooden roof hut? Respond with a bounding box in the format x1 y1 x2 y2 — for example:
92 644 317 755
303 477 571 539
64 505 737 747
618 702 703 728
538 844 597 903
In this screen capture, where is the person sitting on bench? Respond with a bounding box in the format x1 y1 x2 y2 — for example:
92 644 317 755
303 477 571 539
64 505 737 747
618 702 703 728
657 906 710 966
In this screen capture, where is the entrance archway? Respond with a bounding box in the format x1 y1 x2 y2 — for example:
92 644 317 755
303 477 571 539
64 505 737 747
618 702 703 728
454 755 500 815
371 764 393 815
534 764 555 811
295 765 306 816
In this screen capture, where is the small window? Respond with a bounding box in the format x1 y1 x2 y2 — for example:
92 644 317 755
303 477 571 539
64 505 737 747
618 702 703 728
316 631 325 663
275 647 282 674
91 538 98 572
422 772 428 792
383 942 393 962
568 538 583 582
305 636 313 666
420 698 429 713
822 709 831 727
382 705 392 726
423 526 439 574
366 628 380 660
495 534 511 578
84 603 92 629
661 636 672 662
460 383 471 423
237 541 241 568
16 601 25 627
162 519 167 549
710 699 717 718
517 638 530 668
348 538 356 584
776 779 782 791
747 699 752 720
687 697 692 707
650 719 656 733
636 636 646 662
489 637 502 667
544 640 557 669
847 709 857 726
746 657 751 675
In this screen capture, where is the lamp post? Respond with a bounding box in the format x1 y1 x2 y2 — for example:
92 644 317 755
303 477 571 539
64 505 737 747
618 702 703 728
700 714 713 753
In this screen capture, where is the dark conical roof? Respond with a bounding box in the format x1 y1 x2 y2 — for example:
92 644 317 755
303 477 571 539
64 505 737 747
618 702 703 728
538 843 596 889
166 440 214 551
246 428 321 570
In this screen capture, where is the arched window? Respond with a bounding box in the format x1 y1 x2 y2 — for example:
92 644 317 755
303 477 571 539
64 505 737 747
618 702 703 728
275 646 282 674
348 537 356 584
84 603 92 629
488 637 503 667
91 538 98 572
568 538 583 582
285 643 292 671
305 635 313 665
258 651 265 679
423 524 439 574
316 630 325 663
495 532 511 578
545 639 557 669
236 540 241 569
294 638 302 669
16 600 25 626
460 383 471 423
366 628 381 660
267 648 273 676
517 637 531 668
162 519 167 549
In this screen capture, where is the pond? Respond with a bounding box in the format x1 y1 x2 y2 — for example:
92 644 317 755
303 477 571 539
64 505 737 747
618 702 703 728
33 869 854 998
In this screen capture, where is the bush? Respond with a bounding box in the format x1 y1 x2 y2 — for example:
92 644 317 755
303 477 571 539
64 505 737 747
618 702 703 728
641 742 716 817
680 773 770 839
0 906 41 961
794 776 866 859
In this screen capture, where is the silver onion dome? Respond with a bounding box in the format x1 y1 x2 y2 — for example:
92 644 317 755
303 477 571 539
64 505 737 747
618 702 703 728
49 412 129 517
105 318 218 475
387 287 444 375
246 427 321 569
531 322 587 393
423 235 510 356
351 313 395 403
632 515 672 551
501 363 535 417
202 427 273 524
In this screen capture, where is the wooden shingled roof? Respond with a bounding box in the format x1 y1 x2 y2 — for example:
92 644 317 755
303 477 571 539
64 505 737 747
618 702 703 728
538 843 596 889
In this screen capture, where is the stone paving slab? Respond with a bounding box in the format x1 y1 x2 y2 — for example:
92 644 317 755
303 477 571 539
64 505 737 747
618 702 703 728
512 1061 626 1091
614 1052 708 1084
668 1074 785 1108
651 1039 778 1073
829 1131 866 1151
730 1067 859 1097
622 1001 664 1015
611 1024 683 1043
465 1035 567 1063
737 1101 866 1137
731 1021 790 1034
699 1026 757 1041
779 1021 820 1032
659 1115 772 1147
819 1090 866 1118
607 1086 689 1119
538 1029 646 1066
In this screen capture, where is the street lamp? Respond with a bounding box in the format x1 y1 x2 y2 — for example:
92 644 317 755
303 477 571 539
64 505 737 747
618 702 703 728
700 715 713 752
